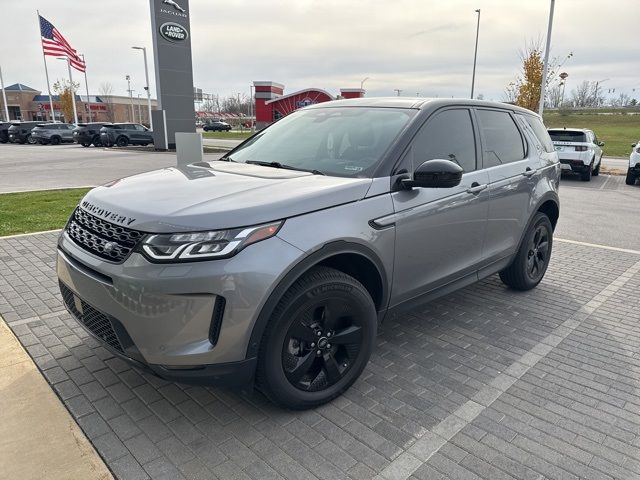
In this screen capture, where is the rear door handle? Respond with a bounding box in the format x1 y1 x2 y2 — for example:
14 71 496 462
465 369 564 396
466 182 488 194
523 167 537 177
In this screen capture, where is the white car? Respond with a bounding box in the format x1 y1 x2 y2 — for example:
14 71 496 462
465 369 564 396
548 128 604 181
627 141 640 186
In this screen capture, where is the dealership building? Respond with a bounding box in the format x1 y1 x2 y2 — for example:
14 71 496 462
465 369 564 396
0 83 157 125
253 81 365 130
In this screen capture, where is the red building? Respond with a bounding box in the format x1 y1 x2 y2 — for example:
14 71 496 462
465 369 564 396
253 81 364 130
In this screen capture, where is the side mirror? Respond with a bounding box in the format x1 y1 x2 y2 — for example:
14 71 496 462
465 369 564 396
401 159 463 189
598 141 605 147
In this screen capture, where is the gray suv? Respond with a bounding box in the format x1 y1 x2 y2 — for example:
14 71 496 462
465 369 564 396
31 123 76 145
57 98 560 409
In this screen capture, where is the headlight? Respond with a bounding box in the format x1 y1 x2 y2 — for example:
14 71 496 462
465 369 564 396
141 221 282 262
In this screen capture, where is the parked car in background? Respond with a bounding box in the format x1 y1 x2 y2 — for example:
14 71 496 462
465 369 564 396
547 127 603 181
73 122 111 147
203 120 232 132
0 122 10 143
31 123 76 145
627 141 640 186
57 98 560 409
99 123 153 147
7 121 42 144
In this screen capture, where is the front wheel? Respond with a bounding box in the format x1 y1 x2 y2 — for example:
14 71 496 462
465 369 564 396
500 212 553 291
257 266 376 409
627 169 637 186
26 135 36 145
116 136 128 147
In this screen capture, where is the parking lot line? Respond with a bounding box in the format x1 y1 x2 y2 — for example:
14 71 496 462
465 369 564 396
555 237 640 255
377 257 640 480
0 229 62 240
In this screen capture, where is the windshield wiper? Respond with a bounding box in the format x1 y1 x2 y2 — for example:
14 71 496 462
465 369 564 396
245 160 325 175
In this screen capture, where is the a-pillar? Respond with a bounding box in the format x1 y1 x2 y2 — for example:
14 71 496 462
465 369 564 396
254 81 284 130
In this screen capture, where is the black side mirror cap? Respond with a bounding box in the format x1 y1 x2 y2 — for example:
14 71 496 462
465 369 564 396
401 159 464 189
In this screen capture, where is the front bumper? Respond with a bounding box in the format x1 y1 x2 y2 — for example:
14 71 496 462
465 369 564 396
56 231 303 385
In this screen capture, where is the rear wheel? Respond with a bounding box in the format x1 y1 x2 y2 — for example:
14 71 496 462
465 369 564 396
26 135 36 145
580 162 593 181
257 266 376 409
627 169 637 186
81 141 91 147
91 135 102 147
500 213 553 291
116 136 128 147
592 158 600 176
50 136 61 145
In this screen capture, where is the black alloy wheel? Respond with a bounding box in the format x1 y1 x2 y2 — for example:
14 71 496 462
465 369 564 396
500 212 553 291
50 136 61 145
258 266 376 409
116 136 128 147
92 135 102 147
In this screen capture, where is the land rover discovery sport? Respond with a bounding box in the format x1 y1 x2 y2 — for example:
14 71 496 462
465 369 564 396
57 98 560 409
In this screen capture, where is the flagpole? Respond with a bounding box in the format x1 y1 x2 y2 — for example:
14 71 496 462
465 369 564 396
37 10 56 122
65 57 78 124
0 65 9 122
81 54 91 122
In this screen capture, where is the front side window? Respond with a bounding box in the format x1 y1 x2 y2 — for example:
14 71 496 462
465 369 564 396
477 109 525 167
407 109 477 173
227 107 415 177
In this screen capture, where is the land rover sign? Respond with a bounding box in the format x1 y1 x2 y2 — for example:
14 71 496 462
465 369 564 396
159 22 188 42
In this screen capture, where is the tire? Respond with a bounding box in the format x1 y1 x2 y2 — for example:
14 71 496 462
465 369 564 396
116 136 129 147
81 141 91 147
592 158 600 176
26 135 36 145
626 170 637 186
257 266 376 409
580 163 592 181
91 135 102 147
499 212 553 291
50 136 61 145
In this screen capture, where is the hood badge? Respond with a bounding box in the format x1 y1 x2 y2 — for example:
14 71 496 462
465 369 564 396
81 201 136 226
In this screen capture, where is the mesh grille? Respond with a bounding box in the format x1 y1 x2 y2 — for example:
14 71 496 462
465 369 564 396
60 282 124 353
66 207 143 262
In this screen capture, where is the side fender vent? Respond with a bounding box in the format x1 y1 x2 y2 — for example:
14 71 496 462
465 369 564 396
209 296 226 347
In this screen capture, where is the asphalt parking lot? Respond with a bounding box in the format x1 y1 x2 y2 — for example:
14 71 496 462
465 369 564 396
2 144 640 480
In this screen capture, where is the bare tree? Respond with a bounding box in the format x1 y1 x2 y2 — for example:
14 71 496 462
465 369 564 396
569 81 603 108
611 92 631 108
546 83 563 108
99 82 115 122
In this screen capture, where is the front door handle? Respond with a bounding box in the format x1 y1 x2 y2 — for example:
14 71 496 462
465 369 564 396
523 167 537 177
466 182 488 194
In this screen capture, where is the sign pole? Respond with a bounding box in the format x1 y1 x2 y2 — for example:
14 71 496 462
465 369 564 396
539 0 556 116
0 65 9 122
66 57 79 124
37 10 56 121
81 54 91 122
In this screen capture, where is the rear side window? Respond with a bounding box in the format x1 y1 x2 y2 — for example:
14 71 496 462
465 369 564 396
524 116 555 153
548 130 587 143
477 109 525 167
409 109 477 173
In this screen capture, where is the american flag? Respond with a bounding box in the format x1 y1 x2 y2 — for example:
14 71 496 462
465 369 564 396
39 15 86 73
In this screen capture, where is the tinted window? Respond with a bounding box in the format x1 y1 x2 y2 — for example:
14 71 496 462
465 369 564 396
409 109 477 173
477 109 525 167
548 130 587 143
524 115 554 153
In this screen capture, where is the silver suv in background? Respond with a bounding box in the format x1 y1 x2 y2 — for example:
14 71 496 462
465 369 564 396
57 98 560 409
31 123 76 145
548 127 603 181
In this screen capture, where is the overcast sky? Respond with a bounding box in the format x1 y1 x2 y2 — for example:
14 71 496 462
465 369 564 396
2 0 639 103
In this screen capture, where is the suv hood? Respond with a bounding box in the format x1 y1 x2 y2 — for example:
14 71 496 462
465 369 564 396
79 161 373 232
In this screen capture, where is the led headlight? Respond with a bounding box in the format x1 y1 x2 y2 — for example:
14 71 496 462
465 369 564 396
141 221 283 262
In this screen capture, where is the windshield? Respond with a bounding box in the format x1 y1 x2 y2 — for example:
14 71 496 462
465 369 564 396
226 107 415 177
548 130 587 143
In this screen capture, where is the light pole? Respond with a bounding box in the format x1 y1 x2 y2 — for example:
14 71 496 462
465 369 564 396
394 89 402 97
539 0 556 116
360 77 370 90
132 47 153 129
559 72 568 107
0 65 9 122
125 75 135 123
249 85 254 132
470 9 481 99
593 78 609 107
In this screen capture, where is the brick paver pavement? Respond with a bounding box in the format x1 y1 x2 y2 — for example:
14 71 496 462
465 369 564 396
1 231 639 480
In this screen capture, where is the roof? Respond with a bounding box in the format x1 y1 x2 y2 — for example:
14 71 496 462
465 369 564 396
5 83 39 92
305 97 542 115
265 88 335 105
33 94 83 102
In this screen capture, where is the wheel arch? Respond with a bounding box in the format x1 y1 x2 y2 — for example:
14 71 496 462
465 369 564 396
246 241 389 359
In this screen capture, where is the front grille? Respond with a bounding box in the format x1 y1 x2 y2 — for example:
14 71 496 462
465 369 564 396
66 207 143 262
59 282 124 353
